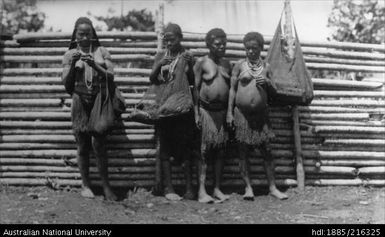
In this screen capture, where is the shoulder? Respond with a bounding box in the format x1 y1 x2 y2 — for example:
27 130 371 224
62 49 77 64
183 49 193 57
233 59 245 70
154 49 166 60
96 46 111 58
263 61 271 70
63 49 77 58
156 49 167 57
195 56 206 64
220 58 232 69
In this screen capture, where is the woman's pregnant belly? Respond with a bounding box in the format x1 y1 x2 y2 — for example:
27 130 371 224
235 82 267 113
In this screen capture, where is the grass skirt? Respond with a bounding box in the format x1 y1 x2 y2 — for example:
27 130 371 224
199 107 228 153
234 107 275 146
71 93 94 135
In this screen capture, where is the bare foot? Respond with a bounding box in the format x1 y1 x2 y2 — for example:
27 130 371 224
165 193 182 201
243 187 254 201
213 188 230 202
198 193 215 204
81 187 95 199
269 187 288 200
104 188 118 201
183 190 195 200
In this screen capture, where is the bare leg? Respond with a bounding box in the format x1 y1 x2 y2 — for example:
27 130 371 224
160 139 182 201
76 132 95 199
213 149 229 202
92 134 117 201
260 144 288 200
182 158 194 200
198 149 214 203
239 143 254 201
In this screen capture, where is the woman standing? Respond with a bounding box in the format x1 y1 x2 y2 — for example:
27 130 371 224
149 23 196 201
227 32 288 201
62 17 117 201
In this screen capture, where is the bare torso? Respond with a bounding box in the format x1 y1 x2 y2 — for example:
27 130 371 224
199 56 231 105
235 60 268 113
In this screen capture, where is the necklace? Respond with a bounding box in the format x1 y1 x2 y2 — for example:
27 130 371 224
163 50 181 82
79 45 93 90
246 58 263 79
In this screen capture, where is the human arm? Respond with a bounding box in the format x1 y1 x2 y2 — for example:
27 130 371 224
226 62 240 129
61 50 81 95
81 47 114 83
193 58 203 129
149 51 172 84
264 64 278 104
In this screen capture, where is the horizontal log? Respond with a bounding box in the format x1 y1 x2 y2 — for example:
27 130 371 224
0 93 70 99
0 68 152 76
307 133 385 139
0 76 151 86
0 143 155 150
300 119 385 127
14 31 157 42
314 90 385 98
6 40 158 48
0 121 152 129
301 144 385 152
298 106 385 114
302 56 385 66
300 113 369 120
0 134 154 143
358 167 385 175
0 47 157 55
0 98 62 107
302 150 385 160
323 139 385 146
313 126 385 134
305 179 363 186
310 99 385 107
0 128 155 135
0 54 155 63
312 78 383 90
305 159 385 167
304 166 357 176
0 149 157 158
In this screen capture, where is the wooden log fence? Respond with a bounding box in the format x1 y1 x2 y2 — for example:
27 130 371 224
0 30 384 189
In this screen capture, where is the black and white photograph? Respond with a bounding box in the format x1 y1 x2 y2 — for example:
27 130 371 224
0 0 384 228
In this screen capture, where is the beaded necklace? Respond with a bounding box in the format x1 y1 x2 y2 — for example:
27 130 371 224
246 57 263 79
163 50 181 82
79 44 93 90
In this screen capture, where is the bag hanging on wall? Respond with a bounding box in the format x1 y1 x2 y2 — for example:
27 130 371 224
266 1 314 106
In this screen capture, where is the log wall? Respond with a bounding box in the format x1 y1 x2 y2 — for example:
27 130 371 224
0 32 384 188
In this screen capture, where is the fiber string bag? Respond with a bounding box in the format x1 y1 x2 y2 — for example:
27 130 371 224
266 1 314 106
88 71 116 135
130 51 193 124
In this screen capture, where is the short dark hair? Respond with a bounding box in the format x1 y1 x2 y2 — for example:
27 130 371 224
164 23 183 39
205 28 226 47
243 32 264 49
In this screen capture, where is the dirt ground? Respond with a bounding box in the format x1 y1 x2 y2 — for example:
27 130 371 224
1 184 384 224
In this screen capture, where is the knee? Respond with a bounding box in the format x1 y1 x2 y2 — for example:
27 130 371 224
77 143 90 157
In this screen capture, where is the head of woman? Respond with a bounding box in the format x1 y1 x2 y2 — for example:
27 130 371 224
69 17 100 49
243 32 264 61
163 23 183 53
205 28 227 58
